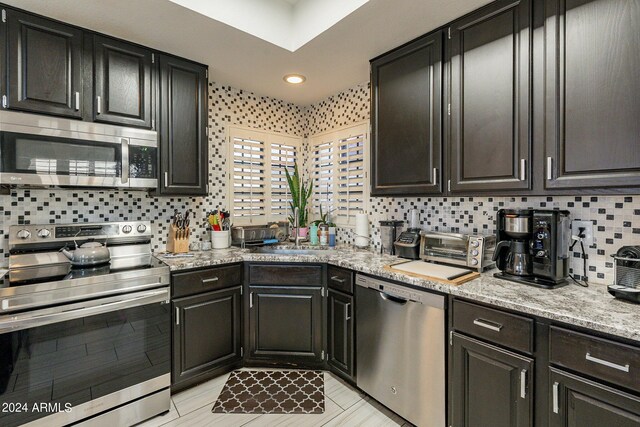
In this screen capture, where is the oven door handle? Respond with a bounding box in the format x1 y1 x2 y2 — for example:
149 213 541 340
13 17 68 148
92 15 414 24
0 288 169 333
421 232 468 241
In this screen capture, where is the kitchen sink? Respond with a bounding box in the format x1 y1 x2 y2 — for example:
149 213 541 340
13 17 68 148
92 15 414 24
250 247 335 256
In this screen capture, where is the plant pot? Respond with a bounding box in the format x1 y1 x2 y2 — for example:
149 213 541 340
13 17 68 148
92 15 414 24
294 227 309 238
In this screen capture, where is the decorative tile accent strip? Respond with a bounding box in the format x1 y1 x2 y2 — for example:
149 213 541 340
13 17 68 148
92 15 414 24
211 370 324 414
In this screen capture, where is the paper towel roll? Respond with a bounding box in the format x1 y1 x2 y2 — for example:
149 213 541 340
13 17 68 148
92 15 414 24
355 213 370 248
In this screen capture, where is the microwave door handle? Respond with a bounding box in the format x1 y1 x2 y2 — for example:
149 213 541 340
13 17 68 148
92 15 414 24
121 138 129 184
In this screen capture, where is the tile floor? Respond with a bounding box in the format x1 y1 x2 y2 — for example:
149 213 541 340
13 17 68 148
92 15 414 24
139 369 411 427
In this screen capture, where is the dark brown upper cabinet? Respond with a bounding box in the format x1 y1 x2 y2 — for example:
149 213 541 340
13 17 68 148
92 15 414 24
448 0 531 193
543 0 640 190
93 35 153 128
6 9 83 118
157 55 208 196
370 31 443 196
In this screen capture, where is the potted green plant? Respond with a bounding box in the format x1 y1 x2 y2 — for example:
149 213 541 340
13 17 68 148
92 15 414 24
285 163 313 238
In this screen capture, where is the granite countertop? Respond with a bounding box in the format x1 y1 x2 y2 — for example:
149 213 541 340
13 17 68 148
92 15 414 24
155 245 640 343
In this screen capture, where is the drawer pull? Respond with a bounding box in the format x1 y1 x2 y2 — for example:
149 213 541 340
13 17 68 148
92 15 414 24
520 369 526 399
473 318 503 332
202 277 219 284
585 352 630 373
330 276 346 283
552 382 559 414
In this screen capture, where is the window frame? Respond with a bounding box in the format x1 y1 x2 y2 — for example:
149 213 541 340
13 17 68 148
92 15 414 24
308 122 369 228
227 126 303 225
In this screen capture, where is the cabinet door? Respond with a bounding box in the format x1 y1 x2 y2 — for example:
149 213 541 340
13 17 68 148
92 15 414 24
248 286 323 364
544 0 640 189
172 286 242 386
328 290 354 380
93 35 152 128
158 55 208 195
451 333 533 427
448 0 531 192
549 368 640 427
370 31 443 196
6 9 83 118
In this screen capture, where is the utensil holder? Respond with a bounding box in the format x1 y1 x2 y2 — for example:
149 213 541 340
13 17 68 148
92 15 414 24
167 225 190 253
211 230 230 249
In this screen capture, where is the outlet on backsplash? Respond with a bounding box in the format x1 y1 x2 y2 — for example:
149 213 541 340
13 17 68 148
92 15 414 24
571 220 594 246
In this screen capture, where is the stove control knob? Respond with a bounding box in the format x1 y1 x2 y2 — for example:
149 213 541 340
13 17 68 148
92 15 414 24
137 224 147 233
470 240 480 248
37 229 51 238
17 229 31 240
122 225 133 234
470 258 479 265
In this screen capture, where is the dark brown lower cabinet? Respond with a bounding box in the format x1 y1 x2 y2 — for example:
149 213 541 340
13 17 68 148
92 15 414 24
451 332 533 427
327 289 354 381
549 368 640 427
248 285 323 365
172 286 242 388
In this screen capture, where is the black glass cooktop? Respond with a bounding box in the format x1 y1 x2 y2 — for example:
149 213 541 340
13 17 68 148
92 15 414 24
2 256 165 288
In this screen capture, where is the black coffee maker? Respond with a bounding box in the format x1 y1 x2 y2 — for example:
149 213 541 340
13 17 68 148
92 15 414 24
493 209 570 288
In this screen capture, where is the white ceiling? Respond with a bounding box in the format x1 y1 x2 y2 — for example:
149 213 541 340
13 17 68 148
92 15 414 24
5 0 492 105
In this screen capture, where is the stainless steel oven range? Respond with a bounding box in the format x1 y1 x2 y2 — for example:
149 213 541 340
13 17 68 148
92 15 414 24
0 221 170 427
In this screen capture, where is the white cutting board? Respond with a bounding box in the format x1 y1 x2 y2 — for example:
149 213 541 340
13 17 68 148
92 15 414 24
387 260 477 283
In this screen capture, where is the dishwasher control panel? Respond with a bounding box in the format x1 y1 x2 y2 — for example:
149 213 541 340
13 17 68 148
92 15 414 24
355 274 445 307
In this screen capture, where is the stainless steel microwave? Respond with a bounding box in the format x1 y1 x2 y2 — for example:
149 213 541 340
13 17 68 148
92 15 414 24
0 110 158 189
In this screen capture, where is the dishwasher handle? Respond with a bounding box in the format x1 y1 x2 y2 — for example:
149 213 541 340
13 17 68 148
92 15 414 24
379 291 408 305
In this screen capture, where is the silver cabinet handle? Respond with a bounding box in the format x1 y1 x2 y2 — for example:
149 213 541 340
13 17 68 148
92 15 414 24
520 369 527 399
74 91 80 111
96 96 102 114
249 292 253 308
345 303 351 321
164 171 169 188
433 167 438 185
175 307 180 325
202 277 219 284
586 353 630 373
552 382 559 414
121 138 129 184
520 158 526 181
473 318 503 332
547 157 553 180
330 276 346 283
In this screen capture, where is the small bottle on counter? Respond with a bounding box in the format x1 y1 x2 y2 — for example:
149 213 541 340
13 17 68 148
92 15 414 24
329 226 336 247
310 224 319 245
319 224 329 246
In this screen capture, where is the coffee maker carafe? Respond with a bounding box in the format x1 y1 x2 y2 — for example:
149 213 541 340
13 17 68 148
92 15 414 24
493 209 570 288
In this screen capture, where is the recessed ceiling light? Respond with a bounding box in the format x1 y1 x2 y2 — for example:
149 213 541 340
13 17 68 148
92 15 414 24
284 74 306 84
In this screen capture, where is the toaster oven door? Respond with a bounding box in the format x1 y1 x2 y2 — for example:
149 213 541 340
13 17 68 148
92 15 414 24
421 233 470 266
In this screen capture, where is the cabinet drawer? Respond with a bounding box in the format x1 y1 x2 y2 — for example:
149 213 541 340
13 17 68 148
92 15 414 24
248 264 323 286
172 264 242 298
453 300 534 354
327 266 354 294
550 326 640 393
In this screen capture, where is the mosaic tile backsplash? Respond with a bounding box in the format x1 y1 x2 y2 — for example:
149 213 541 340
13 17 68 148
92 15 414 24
1 80 638 287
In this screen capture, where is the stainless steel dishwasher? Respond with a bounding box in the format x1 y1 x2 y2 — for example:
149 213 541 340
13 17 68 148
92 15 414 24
356 274 445 427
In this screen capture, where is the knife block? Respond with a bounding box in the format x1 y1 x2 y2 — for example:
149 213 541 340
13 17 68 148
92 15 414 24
167 225 190 253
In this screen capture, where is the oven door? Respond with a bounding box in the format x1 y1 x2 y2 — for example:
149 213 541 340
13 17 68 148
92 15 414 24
421 232 471 266
0 288 170 427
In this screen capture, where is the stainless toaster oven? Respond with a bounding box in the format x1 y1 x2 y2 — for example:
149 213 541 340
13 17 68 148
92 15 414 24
420 231 496 271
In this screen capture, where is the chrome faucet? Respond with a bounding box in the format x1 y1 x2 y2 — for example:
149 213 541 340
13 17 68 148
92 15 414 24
293 206 301 247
